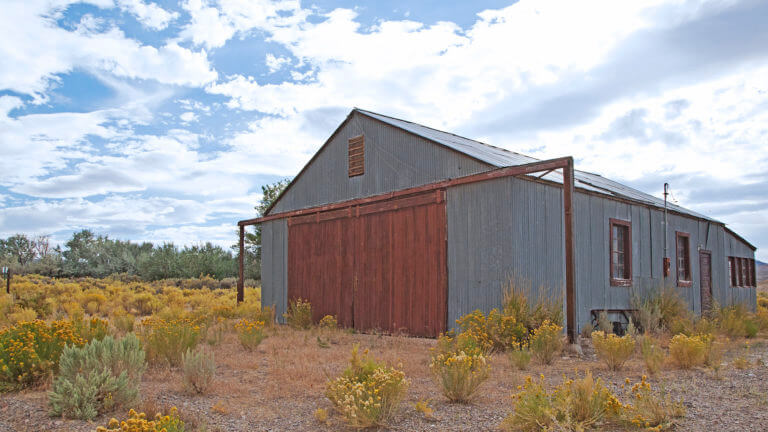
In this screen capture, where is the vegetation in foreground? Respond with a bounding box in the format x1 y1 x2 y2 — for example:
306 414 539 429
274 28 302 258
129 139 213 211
0 275 767 431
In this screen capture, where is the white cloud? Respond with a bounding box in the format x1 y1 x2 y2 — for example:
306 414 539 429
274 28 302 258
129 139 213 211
265 53 290 73
117 0 179 30
0 0 216 99
180 111 198 122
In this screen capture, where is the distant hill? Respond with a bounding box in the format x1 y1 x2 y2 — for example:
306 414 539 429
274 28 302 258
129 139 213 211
759 260 768 283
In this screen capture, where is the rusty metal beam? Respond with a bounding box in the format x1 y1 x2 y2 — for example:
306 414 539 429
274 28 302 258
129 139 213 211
563 158 577 344
237 224 244 304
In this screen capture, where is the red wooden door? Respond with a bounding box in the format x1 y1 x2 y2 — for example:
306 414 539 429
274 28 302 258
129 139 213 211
699 251 712 315
287 191 447 337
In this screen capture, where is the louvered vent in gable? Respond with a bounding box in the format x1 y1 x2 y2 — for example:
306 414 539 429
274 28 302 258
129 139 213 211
348 135 365 177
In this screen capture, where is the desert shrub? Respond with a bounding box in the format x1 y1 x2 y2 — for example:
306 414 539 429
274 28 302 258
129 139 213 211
430 331 491 402
413 399 435 419
203 317 226 346
234 319 267 351
530 320 563 365
639 334 665 375
139 318 201 366
596 310 613 334
580 322 594 338
508 344 532 371
456 308 527 351
500 372 622 432
8 306 38 324
702 335 726 374
113 309 136 334
0 320 84 391
284 298 313 329
181 348 215 394
74 317 111 342
96 407 185 432
715 304 758 338
591 331 635 371
325 345 409 428
319 314 338 330
668 334 705 369
620 376 685 430
632 286 689 334
49 334 146 420
502 279 563 331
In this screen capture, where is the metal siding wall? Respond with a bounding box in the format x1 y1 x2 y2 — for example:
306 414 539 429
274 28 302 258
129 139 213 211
271 113 492 214
446 177 564 329
260 219 288 322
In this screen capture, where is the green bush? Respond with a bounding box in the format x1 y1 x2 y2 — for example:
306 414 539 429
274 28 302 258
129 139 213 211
508 345 532 371
502 280 563 331
284 298 313 330
49 334 146 420
139 317 201 366
181 348 215 394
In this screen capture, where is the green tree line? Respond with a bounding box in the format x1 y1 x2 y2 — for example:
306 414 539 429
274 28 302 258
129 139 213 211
0 180 290 281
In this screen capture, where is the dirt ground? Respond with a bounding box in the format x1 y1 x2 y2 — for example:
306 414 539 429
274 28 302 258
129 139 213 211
2 327 768 432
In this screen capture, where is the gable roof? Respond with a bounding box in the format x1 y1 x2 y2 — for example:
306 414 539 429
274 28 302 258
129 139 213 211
355 108 717 223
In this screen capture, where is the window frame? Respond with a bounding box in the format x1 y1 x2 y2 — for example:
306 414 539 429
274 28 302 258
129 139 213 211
675 231 692 287
609 218 632 287
751 258 757 288
728 257 736 287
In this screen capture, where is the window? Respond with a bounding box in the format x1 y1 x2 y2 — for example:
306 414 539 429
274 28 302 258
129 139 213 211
675 232 691 287
729 257 757 288
728 257 736 286
609 218 632 286
348 135 365 177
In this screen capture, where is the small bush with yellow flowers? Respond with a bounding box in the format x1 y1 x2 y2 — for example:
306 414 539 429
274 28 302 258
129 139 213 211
234 319 267 351
668 334 706 369
456 308 527 351
325 344 409 428
0 320 84 391
500 371 623 432
284 298 313 329
592 331 636 371
96 407 185 432
621 375 685 430
319 314 338 330
529 320 563 365
430 331 491 402
138 317 201 366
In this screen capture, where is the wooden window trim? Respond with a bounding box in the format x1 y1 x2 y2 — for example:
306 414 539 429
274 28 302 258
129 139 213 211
348 135 365 177
609 218 632 287
675 231 692 287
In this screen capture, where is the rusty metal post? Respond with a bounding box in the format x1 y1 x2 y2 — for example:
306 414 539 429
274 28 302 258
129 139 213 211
563 157 577 344
237 225 244 304
5 268 9 294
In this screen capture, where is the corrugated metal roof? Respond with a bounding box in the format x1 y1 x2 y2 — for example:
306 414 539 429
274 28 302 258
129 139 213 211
356 108 718 223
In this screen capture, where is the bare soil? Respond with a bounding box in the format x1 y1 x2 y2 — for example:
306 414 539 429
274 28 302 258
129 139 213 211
2 328 768 432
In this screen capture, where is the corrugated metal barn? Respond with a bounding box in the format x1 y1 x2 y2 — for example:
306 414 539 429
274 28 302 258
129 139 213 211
237 108 758 340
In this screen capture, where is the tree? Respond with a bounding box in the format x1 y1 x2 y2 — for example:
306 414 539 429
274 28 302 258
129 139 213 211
4 234 36 266
247 179 291 261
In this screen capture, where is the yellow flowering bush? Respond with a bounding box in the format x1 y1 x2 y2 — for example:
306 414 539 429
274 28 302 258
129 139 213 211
500 371 623 431
639 334 665 375
456 308 527 351
139 317 201 366
284 298 313 329
621 376 685 430
325 345 409 428
592 331 635 371
96 407 185 432
319 314 338 330
0 320 84 391
234 319 267 351
430 331 491 402
529 320 563 365
668 334 705 369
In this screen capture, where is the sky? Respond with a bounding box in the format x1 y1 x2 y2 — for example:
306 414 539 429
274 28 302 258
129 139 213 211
0 0 766 261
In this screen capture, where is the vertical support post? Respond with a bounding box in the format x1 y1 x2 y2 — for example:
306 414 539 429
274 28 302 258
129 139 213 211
237 224 244 304
6 268 10 294
563 157 577 344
